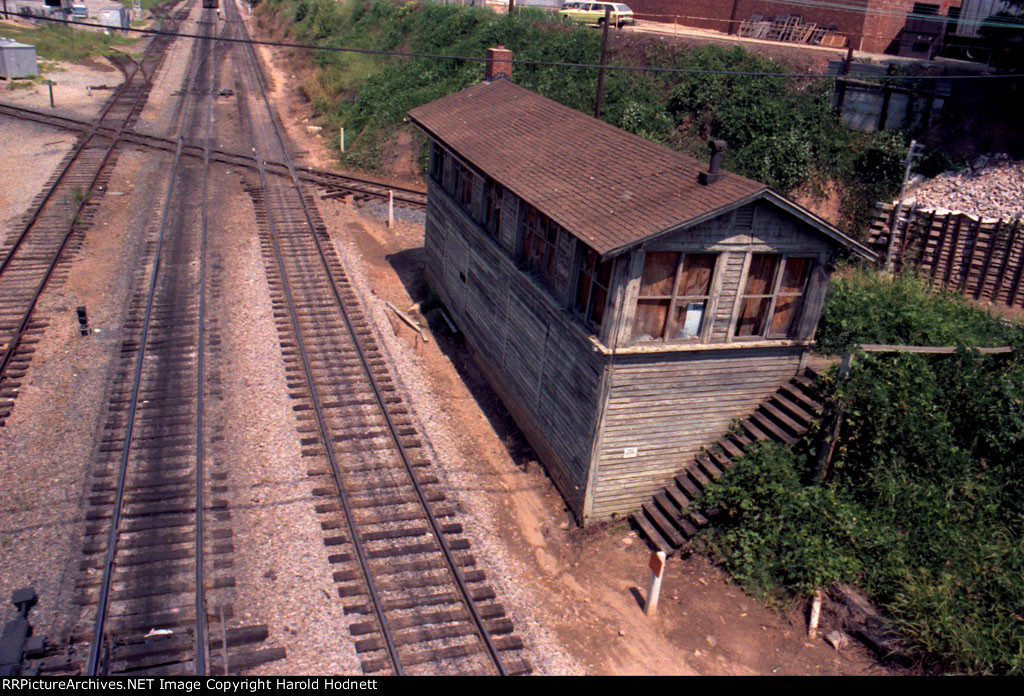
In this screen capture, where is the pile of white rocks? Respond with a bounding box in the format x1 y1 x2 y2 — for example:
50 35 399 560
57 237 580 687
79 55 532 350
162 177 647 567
905 153 1024 222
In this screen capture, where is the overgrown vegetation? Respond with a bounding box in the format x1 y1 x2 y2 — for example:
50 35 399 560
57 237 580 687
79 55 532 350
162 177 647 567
816 268 1024 354
699 273 1024 675
0 22 138 62
257 0 907 233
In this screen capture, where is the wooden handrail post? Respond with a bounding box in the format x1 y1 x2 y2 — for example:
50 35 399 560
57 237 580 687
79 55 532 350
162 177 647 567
814 351 853 485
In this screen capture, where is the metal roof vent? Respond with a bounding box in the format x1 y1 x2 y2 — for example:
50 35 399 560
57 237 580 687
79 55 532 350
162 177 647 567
698 139 727 186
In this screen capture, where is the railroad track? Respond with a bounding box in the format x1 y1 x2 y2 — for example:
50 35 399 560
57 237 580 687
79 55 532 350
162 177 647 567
39 4 282 676
226 0 530 676
0 103 428 210
0 3 192 429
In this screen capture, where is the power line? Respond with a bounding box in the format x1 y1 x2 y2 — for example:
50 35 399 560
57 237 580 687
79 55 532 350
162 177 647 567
4 11 1023 80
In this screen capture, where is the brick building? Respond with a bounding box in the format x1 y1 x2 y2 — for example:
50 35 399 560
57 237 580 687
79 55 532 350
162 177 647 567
628 0 963 54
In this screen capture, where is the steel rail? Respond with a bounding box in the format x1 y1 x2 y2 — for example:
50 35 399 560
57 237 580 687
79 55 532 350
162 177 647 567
86 8 219 675
230 3 509 676
0 6 187 388
229 18 408 676
194 10 227 677
0 72 150 382
0 104 428 206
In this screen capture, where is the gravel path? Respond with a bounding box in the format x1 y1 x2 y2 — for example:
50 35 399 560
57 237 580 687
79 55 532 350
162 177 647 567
0 55 125 123
0 117 76 247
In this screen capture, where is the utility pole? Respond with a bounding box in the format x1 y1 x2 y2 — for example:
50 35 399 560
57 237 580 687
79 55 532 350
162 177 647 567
834 46 854 117
886 139 921 273
594 6 611 119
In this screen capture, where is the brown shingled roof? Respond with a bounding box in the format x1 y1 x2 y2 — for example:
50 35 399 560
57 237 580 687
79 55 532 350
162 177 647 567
408 78 874 260
408 78 768 257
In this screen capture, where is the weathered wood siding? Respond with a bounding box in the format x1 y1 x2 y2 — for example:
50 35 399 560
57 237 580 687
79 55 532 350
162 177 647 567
424 179 605 516
424 151 843 524
587 202 834 521
587 345 804 521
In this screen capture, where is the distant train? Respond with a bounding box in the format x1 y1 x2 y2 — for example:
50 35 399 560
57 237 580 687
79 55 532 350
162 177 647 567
203 0 218 8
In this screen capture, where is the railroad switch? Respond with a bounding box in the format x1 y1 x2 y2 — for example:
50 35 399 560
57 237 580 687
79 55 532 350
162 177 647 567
0 588 45 676
76 306 89 336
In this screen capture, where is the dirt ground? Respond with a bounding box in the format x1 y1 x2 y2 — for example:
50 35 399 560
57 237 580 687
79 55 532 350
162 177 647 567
251 13 893 676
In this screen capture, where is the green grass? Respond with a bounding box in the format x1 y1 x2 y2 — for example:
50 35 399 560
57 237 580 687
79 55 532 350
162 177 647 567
117 0 165 10
0 21 139 62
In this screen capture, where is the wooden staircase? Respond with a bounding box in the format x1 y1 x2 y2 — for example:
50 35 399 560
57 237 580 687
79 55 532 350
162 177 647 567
631 368 826 555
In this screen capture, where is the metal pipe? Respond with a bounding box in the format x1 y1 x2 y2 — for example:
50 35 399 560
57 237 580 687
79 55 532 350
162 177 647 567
595 6 611 119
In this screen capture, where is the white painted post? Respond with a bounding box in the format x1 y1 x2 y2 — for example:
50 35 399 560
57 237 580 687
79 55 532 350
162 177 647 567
808 589 823 638
340 127 345 153
388 190 394 229
645 550 666 616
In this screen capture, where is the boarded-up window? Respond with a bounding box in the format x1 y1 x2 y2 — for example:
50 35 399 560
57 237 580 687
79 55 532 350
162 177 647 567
574 247 612 330
735 254 812 339
452 160 474 209
485 180 504 239
431 144 445 183
522 204 562 289
632 252 717 341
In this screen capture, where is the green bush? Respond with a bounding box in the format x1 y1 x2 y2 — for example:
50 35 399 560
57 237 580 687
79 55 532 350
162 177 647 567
832 350 1024 674
705 273 1024 673
700 348 1024 674
698 442 869 600
0 23 138 62
816 268 1024 354
840 131 908 233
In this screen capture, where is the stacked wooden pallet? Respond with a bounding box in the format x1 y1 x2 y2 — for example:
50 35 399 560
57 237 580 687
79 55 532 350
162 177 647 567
738 15 837 46
631 369 826 555
738 19 772 40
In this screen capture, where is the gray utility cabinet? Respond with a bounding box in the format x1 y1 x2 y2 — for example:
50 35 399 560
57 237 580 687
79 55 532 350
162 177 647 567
0 38 39 79
98 5 130 31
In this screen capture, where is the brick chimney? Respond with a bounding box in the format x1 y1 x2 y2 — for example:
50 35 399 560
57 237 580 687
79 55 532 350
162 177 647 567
485 46 513 82
698 139 727 185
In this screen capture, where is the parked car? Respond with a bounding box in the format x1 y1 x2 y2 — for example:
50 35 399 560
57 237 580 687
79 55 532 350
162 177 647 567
558 2 635 28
